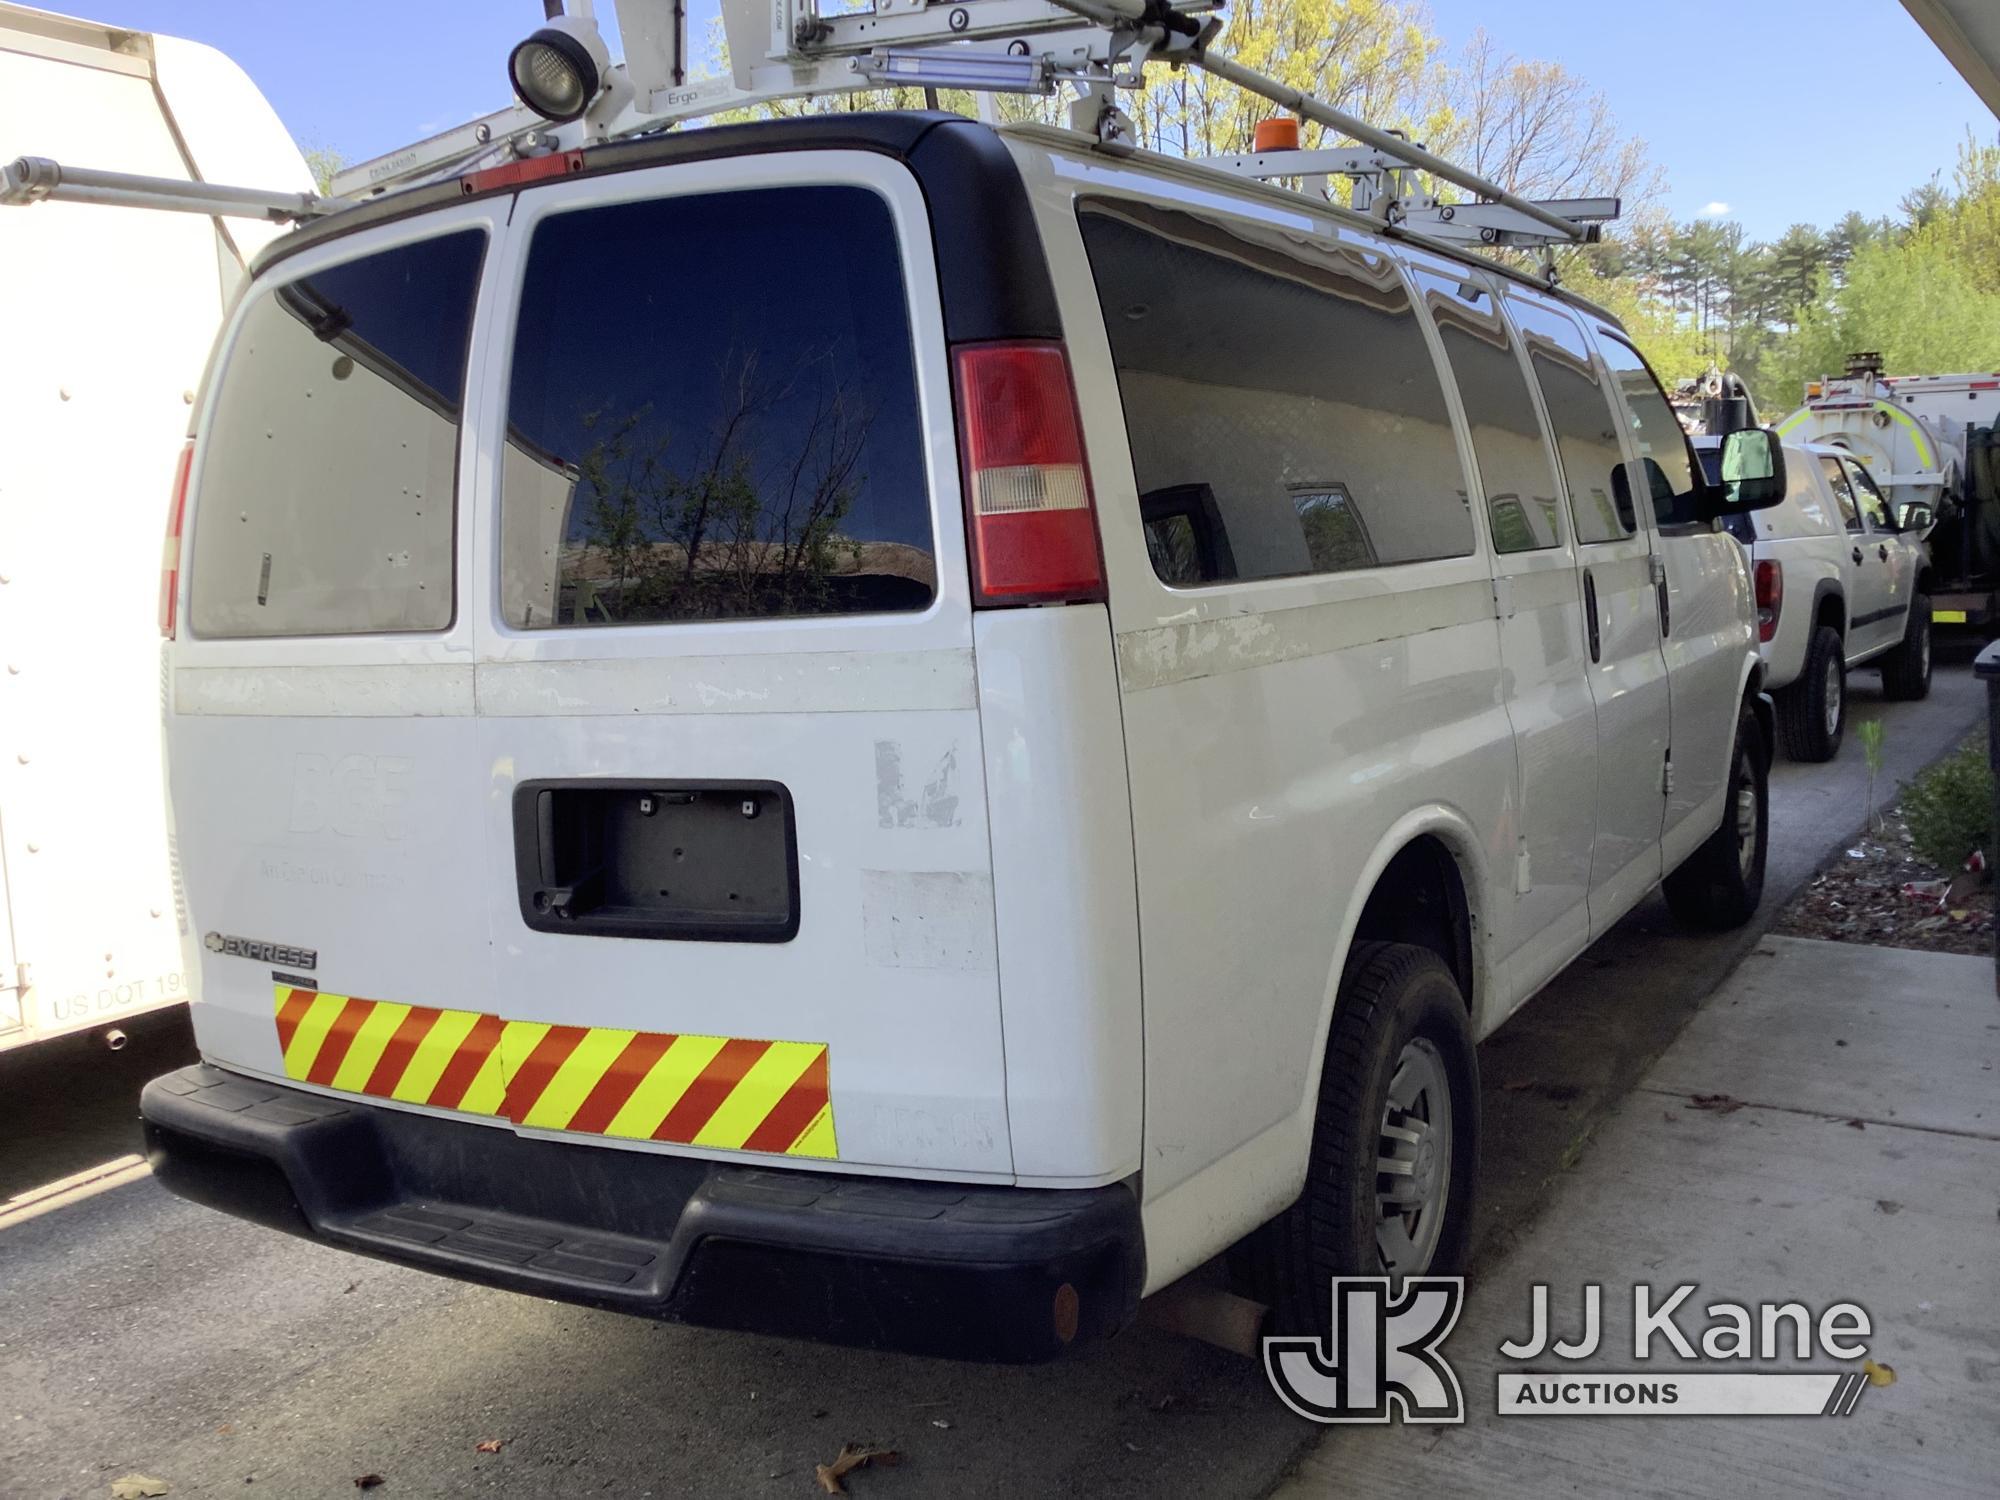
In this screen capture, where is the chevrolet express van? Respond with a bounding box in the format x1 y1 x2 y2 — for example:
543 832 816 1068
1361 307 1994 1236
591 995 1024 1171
140 112 1785 1360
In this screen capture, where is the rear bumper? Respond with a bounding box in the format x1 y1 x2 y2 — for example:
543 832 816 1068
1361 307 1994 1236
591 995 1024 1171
140 1063 1143 1362
1931 591 1994 629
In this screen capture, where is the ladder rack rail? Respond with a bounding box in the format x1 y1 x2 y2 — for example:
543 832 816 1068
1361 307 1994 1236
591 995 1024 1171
2 0 1615 257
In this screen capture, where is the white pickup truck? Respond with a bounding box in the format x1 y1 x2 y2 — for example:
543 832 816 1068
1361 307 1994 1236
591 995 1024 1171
1697 437 1933 761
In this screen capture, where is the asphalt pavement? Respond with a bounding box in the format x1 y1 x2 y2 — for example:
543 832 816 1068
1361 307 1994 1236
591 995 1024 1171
0 657 1984 1500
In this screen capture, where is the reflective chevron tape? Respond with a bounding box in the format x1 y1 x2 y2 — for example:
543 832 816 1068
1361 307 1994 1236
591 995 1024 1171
272 987 836 1159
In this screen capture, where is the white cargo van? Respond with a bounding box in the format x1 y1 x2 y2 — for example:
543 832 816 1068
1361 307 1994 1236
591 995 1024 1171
0 4 310 1052
135 112 1786 1359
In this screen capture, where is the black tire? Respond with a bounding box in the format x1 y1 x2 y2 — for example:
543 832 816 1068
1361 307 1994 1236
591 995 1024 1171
1775 624 1846 762
1231 942 1479 1339
1663 703 1768 930
1880 594 1933 702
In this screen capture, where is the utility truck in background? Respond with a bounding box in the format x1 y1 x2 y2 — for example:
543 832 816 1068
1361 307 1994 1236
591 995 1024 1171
1778 353 2000 631
0 4 311 1052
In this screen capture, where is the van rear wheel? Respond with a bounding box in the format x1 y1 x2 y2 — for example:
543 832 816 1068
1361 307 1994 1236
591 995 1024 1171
1663 703 1768 930
1231 941 1478 1339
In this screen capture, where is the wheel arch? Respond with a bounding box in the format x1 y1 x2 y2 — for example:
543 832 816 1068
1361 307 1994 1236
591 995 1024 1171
1252 811 1490 1273
1307 809 1491 1093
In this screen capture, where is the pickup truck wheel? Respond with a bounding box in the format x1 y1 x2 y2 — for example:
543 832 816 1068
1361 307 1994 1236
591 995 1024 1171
1775 625 1845 762
1880 595 1933 701
1663 703 1768 930
1230 941 1478 1338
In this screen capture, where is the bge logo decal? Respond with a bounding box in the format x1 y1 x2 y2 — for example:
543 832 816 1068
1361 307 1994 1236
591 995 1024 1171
1264 1278 1465 1424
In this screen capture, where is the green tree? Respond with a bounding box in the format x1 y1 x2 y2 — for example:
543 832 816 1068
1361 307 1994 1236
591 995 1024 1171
1765 223 1827 326
301 144 344 195
1762 234 2000 402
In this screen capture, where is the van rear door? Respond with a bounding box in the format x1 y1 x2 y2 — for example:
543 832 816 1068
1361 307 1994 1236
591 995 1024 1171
172 200 504 1085
473 156 1005 1176
173 154 1013 1179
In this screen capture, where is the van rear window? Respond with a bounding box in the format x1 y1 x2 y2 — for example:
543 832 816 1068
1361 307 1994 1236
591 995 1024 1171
500 187 933 629
190 230 484 636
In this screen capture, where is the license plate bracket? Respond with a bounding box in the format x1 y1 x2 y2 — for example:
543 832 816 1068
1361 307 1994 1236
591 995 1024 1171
512 779 799 943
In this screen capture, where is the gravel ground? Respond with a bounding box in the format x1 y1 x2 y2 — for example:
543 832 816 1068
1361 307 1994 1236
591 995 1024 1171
1773 751 1994 958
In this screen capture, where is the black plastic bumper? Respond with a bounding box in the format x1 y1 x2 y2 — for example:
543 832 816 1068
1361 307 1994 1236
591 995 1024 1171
140 1063 1143 1362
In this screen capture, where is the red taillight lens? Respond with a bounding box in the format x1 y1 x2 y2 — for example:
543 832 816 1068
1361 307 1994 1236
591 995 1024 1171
159 438 193 639
1753 558 1783 643
952 341 1104 606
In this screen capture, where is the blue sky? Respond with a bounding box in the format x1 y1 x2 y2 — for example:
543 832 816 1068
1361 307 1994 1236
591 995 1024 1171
89 0 1993 240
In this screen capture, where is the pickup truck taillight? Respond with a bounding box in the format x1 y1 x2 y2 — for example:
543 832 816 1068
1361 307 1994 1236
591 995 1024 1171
1753 559 1783 643
159 438 193 639
953 341 1105 607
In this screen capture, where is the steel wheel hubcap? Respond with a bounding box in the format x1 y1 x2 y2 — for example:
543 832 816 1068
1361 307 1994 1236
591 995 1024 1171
1735 747 1759 878
1376 1038 1452 1276
1824 658 1842 737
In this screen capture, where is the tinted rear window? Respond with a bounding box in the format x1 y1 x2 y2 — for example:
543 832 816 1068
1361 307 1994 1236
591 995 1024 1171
191 230 484 636
500 187 933 629
1079 199 1472 586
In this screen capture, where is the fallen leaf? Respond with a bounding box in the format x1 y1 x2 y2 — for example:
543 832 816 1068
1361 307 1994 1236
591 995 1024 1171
110 1478 169 1500
1864 1358 1897 1388
814 1444 899 1495
1689 1093 1746 1114
475 1439 505 1454
354 1478 385 1492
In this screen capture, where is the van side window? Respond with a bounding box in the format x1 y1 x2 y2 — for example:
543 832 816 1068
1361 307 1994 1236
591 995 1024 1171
190 229 485 636
1821 456 1863 531
1507 297 1633 544
1845 460 1894 530
1078 199 1472 585
1413 271 1564 553
1596 336 1703 527
501 187 933 629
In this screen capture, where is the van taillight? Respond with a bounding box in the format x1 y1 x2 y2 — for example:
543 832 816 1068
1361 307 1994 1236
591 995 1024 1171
1753 559 1782 643
952 341 1104 606
159 439 193 639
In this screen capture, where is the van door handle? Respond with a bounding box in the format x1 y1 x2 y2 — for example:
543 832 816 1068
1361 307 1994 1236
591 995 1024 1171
1852 546 1864 565
1878 544 1890 562
1582 568 1601 663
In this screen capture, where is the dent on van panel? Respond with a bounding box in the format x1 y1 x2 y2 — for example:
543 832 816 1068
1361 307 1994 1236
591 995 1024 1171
859 871 997 972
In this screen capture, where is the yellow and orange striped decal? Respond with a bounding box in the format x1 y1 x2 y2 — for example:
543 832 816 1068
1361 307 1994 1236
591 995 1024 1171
272 987 836 1159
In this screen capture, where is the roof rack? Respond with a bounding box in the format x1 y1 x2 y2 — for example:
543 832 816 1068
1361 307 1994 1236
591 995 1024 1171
1 0 1613 263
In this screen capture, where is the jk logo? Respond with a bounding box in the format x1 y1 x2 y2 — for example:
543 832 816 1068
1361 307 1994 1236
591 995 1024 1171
1264 1277 1466 1424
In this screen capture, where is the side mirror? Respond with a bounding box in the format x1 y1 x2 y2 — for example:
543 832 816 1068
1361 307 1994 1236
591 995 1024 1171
1700 428 1786 521
1900 501 1935 534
